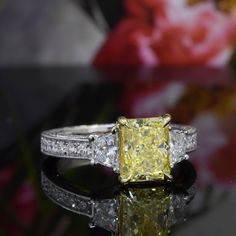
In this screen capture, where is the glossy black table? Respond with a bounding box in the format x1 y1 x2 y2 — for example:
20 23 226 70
0 67 236 236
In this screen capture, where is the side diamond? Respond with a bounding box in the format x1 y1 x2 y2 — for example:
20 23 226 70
93 134 119 170
170 130 186 167
41 137 92 158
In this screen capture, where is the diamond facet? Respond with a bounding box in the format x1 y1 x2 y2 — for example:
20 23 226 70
93 133 119 170
93 199 118 233
118 116 171 183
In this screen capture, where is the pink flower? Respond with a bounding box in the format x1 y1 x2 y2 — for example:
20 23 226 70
93 0 236 67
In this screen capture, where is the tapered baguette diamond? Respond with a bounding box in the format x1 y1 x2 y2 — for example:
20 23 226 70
93 133 118 169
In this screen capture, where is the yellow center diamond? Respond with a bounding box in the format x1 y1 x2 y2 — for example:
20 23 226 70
118 115 171 183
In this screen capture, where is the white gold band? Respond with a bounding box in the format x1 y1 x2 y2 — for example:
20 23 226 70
41 123 197 171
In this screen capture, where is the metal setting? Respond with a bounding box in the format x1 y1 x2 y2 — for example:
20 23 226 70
40 116 197 180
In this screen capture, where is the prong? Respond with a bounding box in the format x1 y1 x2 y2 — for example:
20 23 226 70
164 173 173 181
163 114 171 127
90 159 95 165
184 154 189 160
117 116 128 126
126 189 135 200
89 135 95 142
111 125 118 134
88 220 96 228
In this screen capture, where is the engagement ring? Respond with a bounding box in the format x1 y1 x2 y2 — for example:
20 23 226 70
41 114 197 183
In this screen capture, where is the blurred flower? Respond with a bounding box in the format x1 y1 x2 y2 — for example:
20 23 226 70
93 0 236 67
216 0 236 13
0 166 38 236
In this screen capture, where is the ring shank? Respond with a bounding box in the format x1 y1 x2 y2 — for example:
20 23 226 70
41 123 197 168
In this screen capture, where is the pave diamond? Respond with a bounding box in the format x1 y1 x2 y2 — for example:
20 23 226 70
93 133 119 170
118 116 171 183
41 136 92 158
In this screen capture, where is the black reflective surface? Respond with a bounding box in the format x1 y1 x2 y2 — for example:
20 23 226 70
41 157 196 235
1 67 236 236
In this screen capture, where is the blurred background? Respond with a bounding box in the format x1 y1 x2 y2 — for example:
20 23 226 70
1 0 236 235
1 0 236 66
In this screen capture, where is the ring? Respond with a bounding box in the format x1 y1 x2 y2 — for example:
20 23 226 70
41 114 197 183
41 158 196 234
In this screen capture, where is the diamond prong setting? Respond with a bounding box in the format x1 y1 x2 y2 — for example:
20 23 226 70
117 116 128 127
163 114 171 127
40 121 197 182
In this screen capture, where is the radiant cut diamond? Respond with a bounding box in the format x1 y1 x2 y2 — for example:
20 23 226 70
118 116 171 183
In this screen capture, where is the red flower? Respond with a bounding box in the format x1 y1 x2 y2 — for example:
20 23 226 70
125 0 168 20
93 0 236 67
94 18 158 66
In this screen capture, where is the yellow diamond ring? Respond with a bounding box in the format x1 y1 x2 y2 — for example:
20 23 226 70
41 114 197 183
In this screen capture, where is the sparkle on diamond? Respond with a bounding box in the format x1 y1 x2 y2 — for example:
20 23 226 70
93 134 118 169
118 116 171 183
